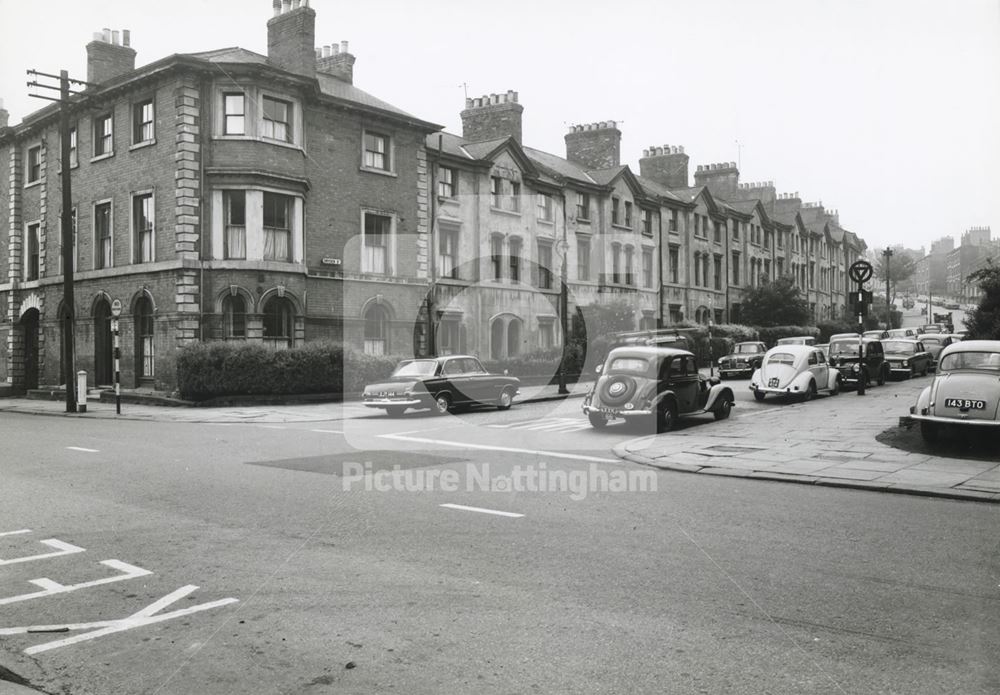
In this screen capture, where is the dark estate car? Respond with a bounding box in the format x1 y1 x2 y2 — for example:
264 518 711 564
583 346 734 432
882 339 932 378
362 356 520 416
717 341 768 379
828 337 889 388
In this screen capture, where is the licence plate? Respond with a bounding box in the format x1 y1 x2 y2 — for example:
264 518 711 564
944 398 986 410
768 378 779 388
599 407 620 416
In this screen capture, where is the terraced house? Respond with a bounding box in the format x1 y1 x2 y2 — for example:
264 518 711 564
0 0 439 392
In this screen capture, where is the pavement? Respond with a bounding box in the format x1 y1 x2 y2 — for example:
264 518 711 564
0 380 592 424
615 379 1000 504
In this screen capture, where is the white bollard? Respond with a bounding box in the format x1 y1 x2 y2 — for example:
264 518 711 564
76 371 88 413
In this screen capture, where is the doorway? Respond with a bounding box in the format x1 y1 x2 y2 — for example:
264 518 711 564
94 299 113 386
19 308 40 391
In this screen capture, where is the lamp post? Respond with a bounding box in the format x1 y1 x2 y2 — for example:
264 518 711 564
557 236 570 395
883 247 893 330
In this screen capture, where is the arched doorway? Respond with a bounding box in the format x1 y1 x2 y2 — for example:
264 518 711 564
263 296 295 350
19 309 40 391
134 296 155 386
94 299 113 385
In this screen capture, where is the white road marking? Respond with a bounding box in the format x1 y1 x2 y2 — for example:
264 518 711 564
257 425 287 430
0 559 152 606
490 417 591 432
379 433 620 463
66 447 99 453
0 585 238 655
0 538 86 567
734 407 778 419
310 429 343 434
440 503 524 518
0 529 32 537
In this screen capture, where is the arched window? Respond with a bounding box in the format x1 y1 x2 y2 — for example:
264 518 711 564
490 319 505 360
506 317 522 358
222 294 247 339
363 303 389 355
135 296 155 381
263 296 294 349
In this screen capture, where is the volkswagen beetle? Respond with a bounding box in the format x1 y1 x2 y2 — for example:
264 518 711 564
583 346 734 432
749 345 841 402
906 340 1000 444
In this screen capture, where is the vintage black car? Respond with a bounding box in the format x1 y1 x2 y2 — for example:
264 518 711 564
828 337 889 388
583 346 734 432
362 356 520 416
717 341 767 379
882 338 932 378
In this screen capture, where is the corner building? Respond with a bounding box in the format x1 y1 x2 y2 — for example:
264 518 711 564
0 0 439 392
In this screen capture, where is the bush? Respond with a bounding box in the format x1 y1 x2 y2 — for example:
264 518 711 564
756 325 820 347
176 341 409 401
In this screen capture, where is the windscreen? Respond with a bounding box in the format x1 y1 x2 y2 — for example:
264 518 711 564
392 360 438 377
938 352 1000 372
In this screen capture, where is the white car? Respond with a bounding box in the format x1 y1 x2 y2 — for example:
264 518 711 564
750 345 842 402
907 340 1000 444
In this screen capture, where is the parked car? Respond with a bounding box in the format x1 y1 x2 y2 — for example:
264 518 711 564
917 334 954 370
776 336 816 346
885 328 917 339
816 343 830 360
583 346 734 432
917 324 942 334
362 355 520 416
828 337 889 388
717 341 768 379
902 297 915 310
906 340 1000 444
749 345 841 402
945 302 961 310
881 339 932 378
862 330 888 340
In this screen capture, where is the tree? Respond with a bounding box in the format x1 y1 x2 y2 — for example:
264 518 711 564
964 260 1000 340
739 275 812 327
875 252 916 305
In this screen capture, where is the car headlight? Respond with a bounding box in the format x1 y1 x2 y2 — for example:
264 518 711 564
902 359 909 367
852 364 860 373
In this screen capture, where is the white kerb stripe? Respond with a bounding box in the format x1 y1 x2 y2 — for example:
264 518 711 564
440 503 524 518
66 447 99 453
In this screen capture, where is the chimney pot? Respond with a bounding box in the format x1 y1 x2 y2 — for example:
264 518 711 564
92 31 103 41
655 147 663 156
281 0 291 13
102 27 111 42
122 29 131 47
643 149 649 157
273 0 281 16
679 146 684 153
340 40 349 53
111 30 120 45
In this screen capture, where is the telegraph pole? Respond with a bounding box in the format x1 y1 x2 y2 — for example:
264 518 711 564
27 68 95 412
883 247 893 330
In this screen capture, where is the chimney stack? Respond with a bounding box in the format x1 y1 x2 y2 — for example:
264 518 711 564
86 28 137 85
639 143 689 188
564 121 621 170
0 98 8 129
460 90 523 143
693 161 740 199
316 38 355 83
268 0 316 77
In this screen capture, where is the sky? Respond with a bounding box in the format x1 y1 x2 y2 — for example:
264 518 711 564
1 0 998 252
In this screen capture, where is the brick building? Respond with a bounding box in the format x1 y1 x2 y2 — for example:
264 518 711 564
0 0 439 392
946 227 996 304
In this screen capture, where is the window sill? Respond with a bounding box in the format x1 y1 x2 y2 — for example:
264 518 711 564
360 166 397 178
129 139 156 151
575 217 591 225
24 179 42 190
91 153 114 164
490 207 521 217
537 219 555 226
611 223 633 232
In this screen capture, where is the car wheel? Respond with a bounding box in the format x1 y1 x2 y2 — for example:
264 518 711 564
920 364 928 377
713 396 733 420
432 394 451 416
920 421 939 445
802 381 816 402
656 403 677 433
385 406 406 418
830 376 841 396
496 388 515 411
753 389 766 402
588 411 609 429
877 367 886 386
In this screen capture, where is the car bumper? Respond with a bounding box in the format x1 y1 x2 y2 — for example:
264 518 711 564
363 398 427 408
719 367 752 376
582 404 652 418
751 385 802 396
902 413 1000 427
888 366 913 374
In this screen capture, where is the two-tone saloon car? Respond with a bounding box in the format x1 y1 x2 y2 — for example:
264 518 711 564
749 345 841 402
919 334 954 370
717 341 768 379
583 346 734 432
881 339 932 378
907 340 1000 444
363 356 520 417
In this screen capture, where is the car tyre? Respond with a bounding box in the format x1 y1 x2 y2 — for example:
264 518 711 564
753 388 766 402
830 376 841 396
713 396 733 420
432 394 451 416
385 406 406 418
588 411 609 429
802 380 816 402
656 402 677 433
497 388 515 411
920 421 939 445
877 367 887 386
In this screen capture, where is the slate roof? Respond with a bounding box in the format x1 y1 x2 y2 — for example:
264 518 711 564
587 166 629 186
522 146 596 184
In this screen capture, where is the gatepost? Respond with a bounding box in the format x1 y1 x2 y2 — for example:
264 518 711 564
110 299 123 415
848 261 873 396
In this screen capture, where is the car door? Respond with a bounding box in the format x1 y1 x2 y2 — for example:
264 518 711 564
462 357 499 404
440 358 473 404
811 349 830 389
669 356 700 413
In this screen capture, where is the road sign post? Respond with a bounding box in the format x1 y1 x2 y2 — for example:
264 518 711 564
849 261 873 396
111 299 122 415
